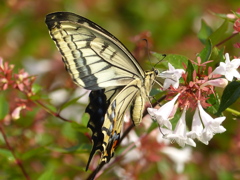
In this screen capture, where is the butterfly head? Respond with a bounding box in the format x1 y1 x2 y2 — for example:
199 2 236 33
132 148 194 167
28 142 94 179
154 68 159 76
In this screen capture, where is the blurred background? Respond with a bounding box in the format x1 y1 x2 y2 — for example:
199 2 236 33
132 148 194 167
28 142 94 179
0 0 240 180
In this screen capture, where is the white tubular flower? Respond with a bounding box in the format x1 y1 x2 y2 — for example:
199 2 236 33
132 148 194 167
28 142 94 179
187 108 203 139
164 106 196 147
198 101 226 143
159 63 185 90
161 147 192 173
212 53 240 81
147 93 180 130
11 105 26 120
187 106 208 145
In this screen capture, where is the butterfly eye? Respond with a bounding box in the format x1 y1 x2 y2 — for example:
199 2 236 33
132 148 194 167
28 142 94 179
154 69 159 75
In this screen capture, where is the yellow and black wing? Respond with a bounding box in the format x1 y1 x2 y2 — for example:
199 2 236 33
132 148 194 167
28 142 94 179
45 12 145 90
45 12 157 173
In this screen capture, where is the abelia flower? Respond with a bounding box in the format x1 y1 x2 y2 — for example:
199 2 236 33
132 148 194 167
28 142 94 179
200 78 228 88
164 106 196 147
187 108 204 140
159 63 185 90
161 147 192 173
211 53 240 81
148 53 232 147
11 104 26 120
147 93 180 130
234 18 240 32
187 101 226 145
197 101 226 143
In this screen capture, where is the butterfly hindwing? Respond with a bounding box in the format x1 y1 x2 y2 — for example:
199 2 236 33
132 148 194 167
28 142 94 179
100 79 142 162
85 87 122 170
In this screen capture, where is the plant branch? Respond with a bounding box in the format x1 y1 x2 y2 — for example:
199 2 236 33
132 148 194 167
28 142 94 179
34 100 73 123
0 124 31 180
215 32 238 47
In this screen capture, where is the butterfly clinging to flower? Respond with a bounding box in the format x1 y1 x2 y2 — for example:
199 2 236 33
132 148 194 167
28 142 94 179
45 12 158 173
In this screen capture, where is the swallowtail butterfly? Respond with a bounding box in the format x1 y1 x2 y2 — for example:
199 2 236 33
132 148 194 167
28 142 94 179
45 12 158 173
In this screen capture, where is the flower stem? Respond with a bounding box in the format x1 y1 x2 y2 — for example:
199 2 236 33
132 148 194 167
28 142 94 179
33 100 73 123
215 33 238 47
0 124 31 180
226 108 240 116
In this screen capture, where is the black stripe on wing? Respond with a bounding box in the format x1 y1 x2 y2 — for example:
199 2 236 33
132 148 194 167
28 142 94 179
85 86 123 171
100 81 141 165
85 89 107 171
45 12 145 78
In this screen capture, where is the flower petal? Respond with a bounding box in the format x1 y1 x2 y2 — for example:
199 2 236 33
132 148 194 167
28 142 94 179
212 53 240 81
147 93 180 129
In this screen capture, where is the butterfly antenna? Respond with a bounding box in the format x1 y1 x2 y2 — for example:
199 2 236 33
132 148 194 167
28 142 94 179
153 53 167 68
141 39 167 69
141 38 154 67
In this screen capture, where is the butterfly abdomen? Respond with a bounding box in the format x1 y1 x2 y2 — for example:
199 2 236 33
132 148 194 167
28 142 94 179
131 94 145 125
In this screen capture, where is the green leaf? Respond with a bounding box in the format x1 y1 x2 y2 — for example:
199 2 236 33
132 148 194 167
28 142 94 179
211 12 231 19
62 122 77 140
59 94 86 111
66 143 90 153
164 54 188 69
209 19 229 46
151 52 166 62
208 47 225 69
44 103 57 113
198 20 213 44
146 121 158 134
37 168 55 180
151 52 188 70
197 39 212 62
81 113 89 127
0 149 14 161
210 46 224 62
0 93 9 120
21 147 48 160
150 88 161 97
232 11 240 18
186 60 194 83
71 121 89 133
216 81 240 115
211 11 237 22
207 93 220 115
32 83 42 94
163 54 188 69
47 143 90 153
67 164 86 172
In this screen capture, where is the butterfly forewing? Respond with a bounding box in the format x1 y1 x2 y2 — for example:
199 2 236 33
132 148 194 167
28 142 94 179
45 12 158 173
45 12 145 90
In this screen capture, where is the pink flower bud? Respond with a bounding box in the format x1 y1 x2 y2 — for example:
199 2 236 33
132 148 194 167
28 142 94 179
201 78 228 88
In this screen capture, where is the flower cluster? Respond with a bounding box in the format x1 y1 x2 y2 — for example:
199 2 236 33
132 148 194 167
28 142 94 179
0 58 36 95
148 53 240 147
0 58 36 120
